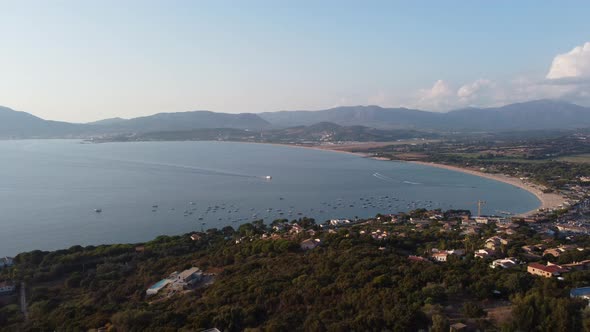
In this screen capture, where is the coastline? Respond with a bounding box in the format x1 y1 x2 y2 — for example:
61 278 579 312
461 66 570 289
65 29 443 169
266 141 566 217
98 139 566 217
405 161 566 217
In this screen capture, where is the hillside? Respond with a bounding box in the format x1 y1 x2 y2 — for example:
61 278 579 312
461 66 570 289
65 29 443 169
2 100 590 138
0 108 270 138
0 106 84 138
93 122 438 143
259 100 590 131
90 111 270 133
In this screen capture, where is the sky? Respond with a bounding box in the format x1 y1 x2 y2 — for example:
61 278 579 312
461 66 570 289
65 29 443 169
1 1 590 122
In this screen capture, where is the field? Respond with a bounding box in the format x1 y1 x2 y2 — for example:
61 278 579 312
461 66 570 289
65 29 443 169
558 154 590 164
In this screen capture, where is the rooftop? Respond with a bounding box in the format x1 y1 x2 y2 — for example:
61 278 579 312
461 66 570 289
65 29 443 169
178 267 201 280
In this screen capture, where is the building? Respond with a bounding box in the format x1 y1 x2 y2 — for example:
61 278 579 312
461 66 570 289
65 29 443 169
485 236 508 251
474 248 496 259
146 267 203 295
527 263 568 278
0 281 15 295
0 257 14 269
301 238 321 250
175 267 203 286
408 255 431 263
431 249 465 262
190 233 202 241
543 245 580 258
490 258 518 269
329 219 351 226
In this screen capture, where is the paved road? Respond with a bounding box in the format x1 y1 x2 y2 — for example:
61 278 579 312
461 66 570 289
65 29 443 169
20 282 29 322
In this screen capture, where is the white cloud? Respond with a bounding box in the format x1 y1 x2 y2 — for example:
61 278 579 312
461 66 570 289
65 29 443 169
370 41 590 111
546 42 590 79
412 80 456 111
457 79 494 99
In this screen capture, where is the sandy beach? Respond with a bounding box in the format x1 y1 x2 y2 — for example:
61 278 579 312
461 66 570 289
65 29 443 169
407 161 567 216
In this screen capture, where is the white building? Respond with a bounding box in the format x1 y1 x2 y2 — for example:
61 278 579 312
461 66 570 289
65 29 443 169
490 258 519 269
329 219 351 226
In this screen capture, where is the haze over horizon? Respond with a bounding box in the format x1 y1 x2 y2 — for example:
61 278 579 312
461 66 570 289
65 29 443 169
2 1 590 122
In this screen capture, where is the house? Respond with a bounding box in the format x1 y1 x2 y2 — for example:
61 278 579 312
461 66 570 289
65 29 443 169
527 262 568 278
485 236 508 251
0 257 14 269
301 238 321 250
474 217 490 224
289 224 304 234
175 267 203 286
522 244 546 256
490 257 519 269
474 248 496 259
190 233 202 241
329 219 350 226
431 249 465 262
408 255 431 263
0 281 15 295
543 245 580 258
147 267 204 295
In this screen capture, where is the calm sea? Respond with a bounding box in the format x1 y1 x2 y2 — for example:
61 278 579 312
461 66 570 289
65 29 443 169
0 140 539 255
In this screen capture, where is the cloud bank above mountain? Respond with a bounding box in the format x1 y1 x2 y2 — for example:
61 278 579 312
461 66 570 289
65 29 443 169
376 41 590 112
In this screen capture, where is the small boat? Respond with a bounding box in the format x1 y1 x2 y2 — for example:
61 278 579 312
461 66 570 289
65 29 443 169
94 208 102 213
265 175 272 180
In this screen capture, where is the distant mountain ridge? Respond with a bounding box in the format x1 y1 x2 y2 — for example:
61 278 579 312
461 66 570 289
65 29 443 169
1 99 590 138
259 100 590 130
0 106 83 138
89 111 270 133
0 107 270 138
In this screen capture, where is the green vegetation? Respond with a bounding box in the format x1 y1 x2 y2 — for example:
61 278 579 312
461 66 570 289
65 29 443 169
1 218 589 331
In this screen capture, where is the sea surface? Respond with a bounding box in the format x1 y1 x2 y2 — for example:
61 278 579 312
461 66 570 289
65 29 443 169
0 140 540 255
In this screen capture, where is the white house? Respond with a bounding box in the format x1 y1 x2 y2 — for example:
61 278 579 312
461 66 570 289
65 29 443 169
301 238 321 250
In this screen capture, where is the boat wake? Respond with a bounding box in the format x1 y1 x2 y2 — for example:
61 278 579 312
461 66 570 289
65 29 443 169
373 173 422 185
372 172 398 183
403 180 422 185
89 157 259 179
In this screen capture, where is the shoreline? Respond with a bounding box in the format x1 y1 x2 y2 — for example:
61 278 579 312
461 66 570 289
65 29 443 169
402 161 566 217
266 142 566 217
96 139 566 216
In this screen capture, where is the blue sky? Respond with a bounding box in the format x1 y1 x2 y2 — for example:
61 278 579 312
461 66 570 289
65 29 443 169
1 1 590 122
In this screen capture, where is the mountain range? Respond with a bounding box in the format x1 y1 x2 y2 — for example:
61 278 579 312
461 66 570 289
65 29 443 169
1 99 590 138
